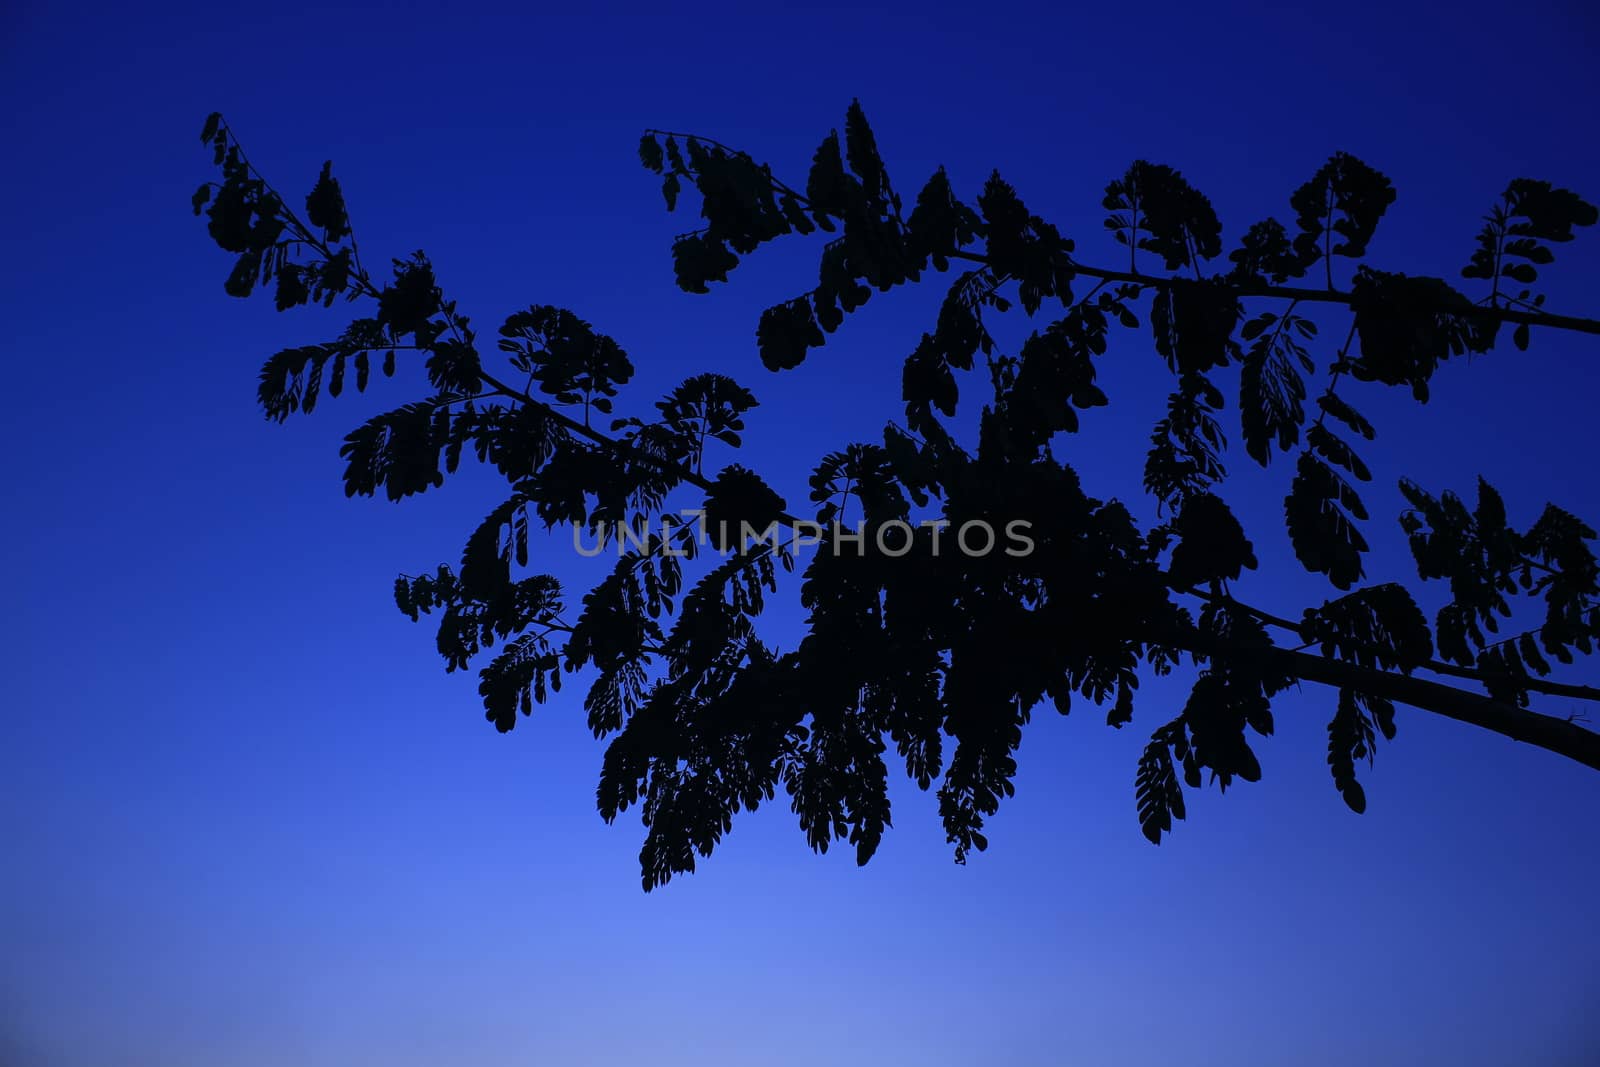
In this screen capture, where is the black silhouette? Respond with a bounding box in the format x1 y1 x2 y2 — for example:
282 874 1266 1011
194 104 1600 891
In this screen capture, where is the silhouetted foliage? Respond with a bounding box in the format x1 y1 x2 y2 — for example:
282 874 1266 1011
195 104 1600 890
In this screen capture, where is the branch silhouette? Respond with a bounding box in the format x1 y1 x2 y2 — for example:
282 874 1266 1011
196 103 1600 888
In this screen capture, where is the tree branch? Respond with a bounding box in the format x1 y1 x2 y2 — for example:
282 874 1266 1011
1247 642 1600 771
1181 586 1600 705
944 253 1600 336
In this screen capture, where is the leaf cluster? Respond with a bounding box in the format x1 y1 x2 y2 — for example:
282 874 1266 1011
199 103 1600 888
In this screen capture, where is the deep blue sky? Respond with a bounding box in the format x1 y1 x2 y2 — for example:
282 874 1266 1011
4 2 1599 1064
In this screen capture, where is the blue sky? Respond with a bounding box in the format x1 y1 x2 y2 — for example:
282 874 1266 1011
4 1 1599 1064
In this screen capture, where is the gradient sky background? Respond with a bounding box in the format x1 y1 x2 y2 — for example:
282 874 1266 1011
4 2 1599 1064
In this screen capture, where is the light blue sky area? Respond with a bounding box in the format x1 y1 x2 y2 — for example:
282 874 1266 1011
3 2 1598 1064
